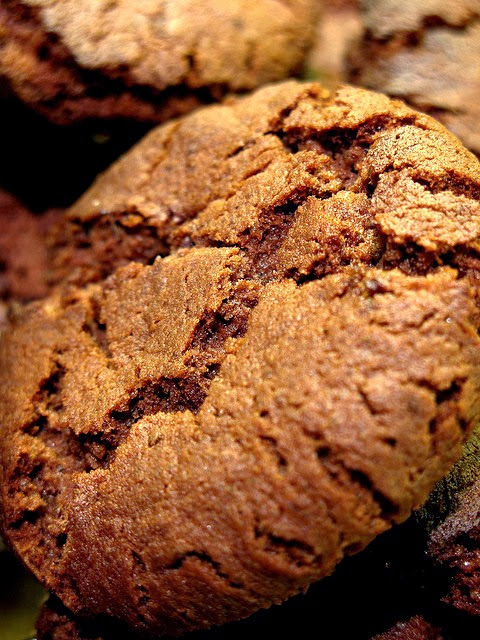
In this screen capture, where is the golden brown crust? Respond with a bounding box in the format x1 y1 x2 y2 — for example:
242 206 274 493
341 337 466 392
0 0 319 123
2 81 480 636
49 82 480 289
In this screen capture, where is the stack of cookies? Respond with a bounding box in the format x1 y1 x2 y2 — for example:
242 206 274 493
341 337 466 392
0 2 479 639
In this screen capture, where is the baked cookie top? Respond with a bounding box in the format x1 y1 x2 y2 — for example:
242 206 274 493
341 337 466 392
2 81 480 637
0 0 319 123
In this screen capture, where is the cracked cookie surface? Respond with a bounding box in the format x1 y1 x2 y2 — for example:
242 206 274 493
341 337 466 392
2 81 480 637
0 0 319 123
349 0 480 155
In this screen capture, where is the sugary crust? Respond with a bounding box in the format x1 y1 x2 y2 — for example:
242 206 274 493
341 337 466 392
349 0 480 155
0 0 319 123
1 81 480 637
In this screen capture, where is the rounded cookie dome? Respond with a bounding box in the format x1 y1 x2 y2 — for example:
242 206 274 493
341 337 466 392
2 81 480 636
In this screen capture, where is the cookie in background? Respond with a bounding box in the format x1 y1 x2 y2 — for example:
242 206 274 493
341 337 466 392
307 0 480 156
0 0 320 124
306 0 362 86
348 0 480 156
419 427 480 617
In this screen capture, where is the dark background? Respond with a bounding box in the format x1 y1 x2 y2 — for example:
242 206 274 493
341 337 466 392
0 98 152 212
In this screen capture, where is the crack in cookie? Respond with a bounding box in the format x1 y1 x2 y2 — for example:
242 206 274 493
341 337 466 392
1 81 480 637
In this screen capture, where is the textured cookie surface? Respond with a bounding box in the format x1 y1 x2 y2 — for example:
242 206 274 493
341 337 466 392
0 0 318 123
349 0 480 155
2 81 480 637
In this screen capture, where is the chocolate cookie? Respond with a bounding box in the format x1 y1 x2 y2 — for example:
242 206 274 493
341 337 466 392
0 189 61 302
0 0 319 124
348 0 480 155
36 597 116 640
307 0 362 86
418 428 480 616
373 616 445 640
2 81 480 638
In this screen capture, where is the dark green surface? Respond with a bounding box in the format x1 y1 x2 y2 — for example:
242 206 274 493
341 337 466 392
418 425 480 531
0 549 46 640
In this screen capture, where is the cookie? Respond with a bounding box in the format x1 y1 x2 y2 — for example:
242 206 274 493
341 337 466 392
306 0 362 86
0 189 61 301
417 427 480 616
2 81 480 637
31 514 445 640
36 597 119 640
33 518 479 640
373 616 445 640
0 0 319 124
348 0 480 155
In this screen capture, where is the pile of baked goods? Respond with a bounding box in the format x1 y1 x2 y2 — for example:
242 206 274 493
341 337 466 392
1 2 479 639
